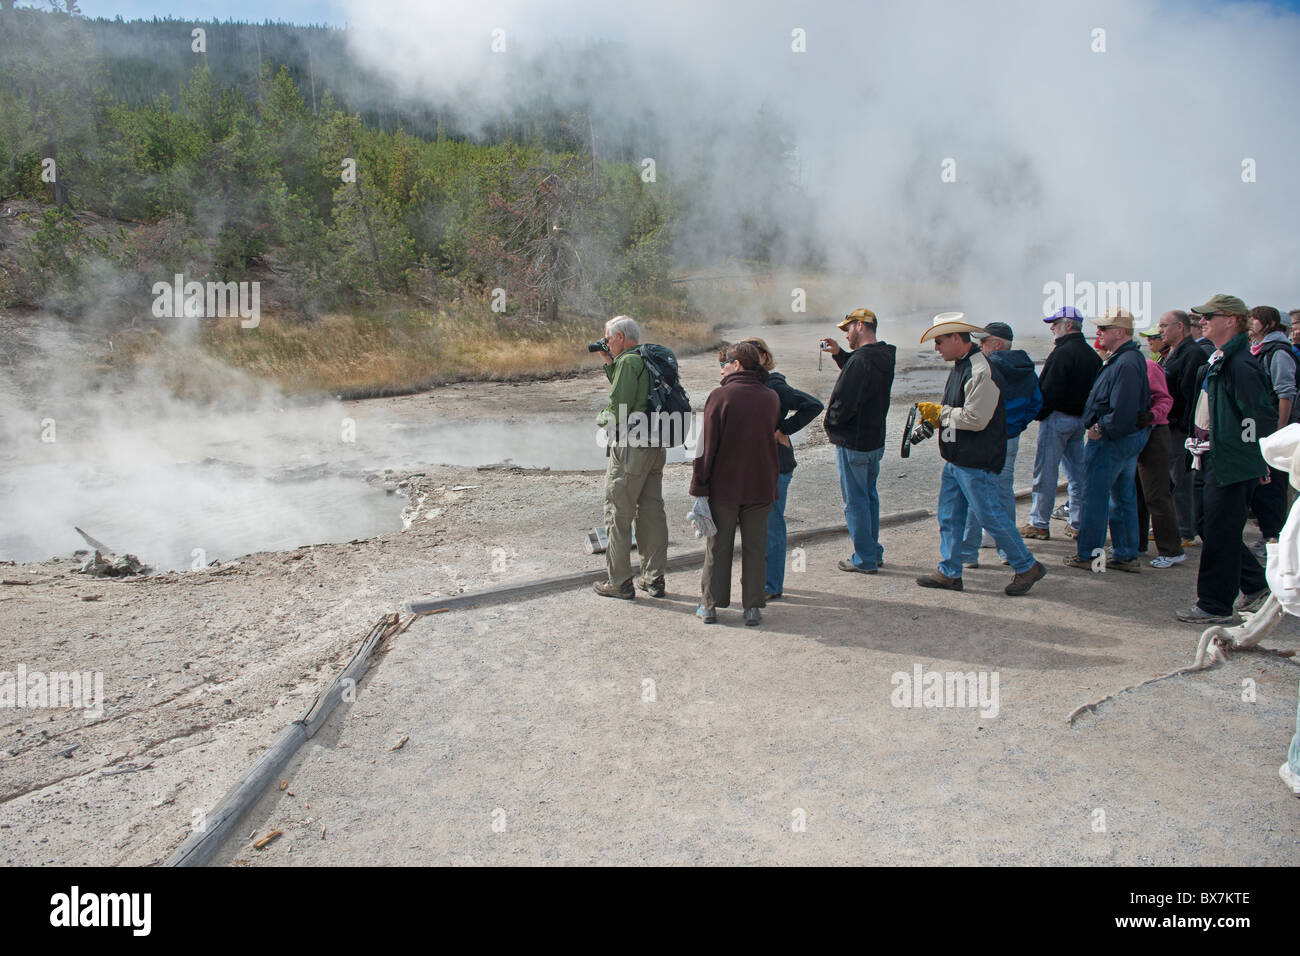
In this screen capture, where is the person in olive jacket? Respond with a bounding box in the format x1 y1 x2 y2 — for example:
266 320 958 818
740 337 825 600
690 342 781 626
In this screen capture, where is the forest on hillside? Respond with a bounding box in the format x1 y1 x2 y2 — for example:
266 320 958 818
0 6 715 325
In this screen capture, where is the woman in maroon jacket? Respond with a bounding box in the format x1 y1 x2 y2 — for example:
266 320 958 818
690 342 781 625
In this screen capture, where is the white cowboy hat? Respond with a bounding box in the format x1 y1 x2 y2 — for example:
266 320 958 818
920 311 984 343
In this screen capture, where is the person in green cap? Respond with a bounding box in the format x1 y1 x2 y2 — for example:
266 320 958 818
1176 295 1277 624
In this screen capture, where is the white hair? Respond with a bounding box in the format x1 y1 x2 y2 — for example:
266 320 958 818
1058 318 1083 333
605 315 640 343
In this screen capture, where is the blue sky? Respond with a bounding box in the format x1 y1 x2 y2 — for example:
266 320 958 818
56 0 1300 29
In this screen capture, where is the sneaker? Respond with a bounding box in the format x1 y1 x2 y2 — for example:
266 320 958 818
1180 538 1199 549
1149 554 1186 569
637 576 666 598
696 604 717 624
1234 587 1270 614
1280 762 1300 796
838 559 878 574
744 607 761 627
1020 524 1050 540
593 579 635 600
1062 554 1095 570
1176 605 1238 625
916 571 963 591
1106 557 1142 573
1005 561 1046 596
1051 505 1070 521
1063 524 1079 539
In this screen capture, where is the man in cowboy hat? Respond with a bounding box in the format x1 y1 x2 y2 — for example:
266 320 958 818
1063 307 1151 574
820 308 896 573
914 312 1046 596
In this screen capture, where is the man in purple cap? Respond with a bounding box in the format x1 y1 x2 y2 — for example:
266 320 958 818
1023 307 1102 540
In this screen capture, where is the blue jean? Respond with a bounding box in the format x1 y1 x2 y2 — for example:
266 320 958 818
836 445 884 570
1075 428 1150 562
765 470 794 594
1029 411 1086 529
938 461 1036 578
962 435 1020 563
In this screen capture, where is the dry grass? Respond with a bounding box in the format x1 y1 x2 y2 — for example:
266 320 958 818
104 305 721 398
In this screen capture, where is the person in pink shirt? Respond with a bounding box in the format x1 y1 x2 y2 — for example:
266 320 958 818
1136 353 1185 567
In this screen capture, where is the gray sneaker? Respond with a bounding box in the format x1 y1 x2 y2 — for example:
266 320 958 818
1234 587 1270 614
1176 605 1238 625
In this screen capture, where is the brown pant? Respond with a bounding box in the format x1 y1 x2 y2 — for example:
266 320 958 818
1137 424 1184 557
701 501 771 611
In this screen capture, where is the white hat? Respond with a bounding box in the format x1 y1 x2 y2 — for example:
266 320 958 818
920 311 984 343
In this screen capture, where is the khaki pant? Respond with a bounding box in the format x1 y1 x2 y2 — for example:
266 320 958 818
701 501 771 611
603 444 668 588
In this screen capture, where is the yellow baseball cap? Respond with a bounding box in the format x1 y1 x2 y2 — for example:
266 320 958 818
838 307 877 331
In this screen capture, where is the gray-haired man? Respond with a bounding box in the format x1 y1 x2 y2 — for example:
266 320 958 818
593 316 669 599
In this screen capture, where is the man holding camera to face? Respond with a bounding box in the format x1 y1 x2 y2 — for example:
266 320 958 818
592 315 669 600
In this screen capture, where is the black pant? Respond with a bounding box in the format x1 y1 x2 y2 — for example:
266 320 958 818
1196 457 1267 616
1249 466 1288 540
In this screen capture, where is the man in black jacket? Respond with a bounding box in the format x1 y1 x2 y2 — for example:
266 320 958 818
1158 309 1209 545
1025 306 1103 540
820 308 895 573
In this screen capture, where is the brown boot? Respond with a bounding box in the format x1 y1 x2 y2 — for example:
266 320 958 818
1005 561 1046 595
916 571 963 591
1020 524 1050 540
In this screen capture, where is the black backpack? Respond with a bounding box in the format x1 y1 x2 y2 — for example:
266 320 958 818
634 344 692 447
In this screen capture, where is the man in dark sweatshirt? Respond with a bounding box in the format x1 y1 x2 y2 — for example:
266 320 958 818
1024 306 1103 540
820 307 895 573
961 322 1042 566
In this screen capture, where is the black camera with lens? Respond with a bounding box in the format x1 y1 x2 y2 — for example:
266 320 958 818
587 337 610 353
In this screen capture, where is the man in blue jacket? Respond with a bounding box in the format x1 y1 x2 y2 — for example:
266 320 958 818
961 322 1042 567
1064 308 1152 573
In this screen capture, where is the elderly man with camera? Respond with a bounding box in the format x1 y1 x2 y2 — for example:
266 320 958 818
592 315 669 600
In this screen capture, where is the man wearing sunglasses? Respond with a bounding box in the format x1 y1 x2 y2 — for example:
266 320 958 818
1176 295 1278 624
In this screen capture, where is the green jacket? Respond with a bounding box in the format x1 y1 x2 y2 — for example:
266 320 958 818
1205 332 1276 485
596 349 649 428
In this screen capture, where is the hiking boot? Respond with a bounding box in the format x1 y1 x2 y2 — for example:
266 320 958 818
593 579 635 600
1176 605 1238 625
1005 561 1046 596
696 604 717 624
916 571 963 591
764 591 783 600
1149 554 1186 569
1063 524 1079 539
1280 762 1300 796
1020 524 1050 540
637 576 666 598
1234 587 1270 614
744 607 761 627
1180 538 1199 549
1051 504 1070 521
838 559 877 574
1106 557 1142 573
1062 553 1095 570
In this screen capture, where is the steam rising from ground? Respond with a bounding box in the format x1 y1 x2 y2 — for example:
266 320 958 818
341 0 1300 325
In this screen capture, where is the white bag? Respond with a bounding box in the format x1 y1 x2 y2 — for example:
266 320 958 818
687 497 716 539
